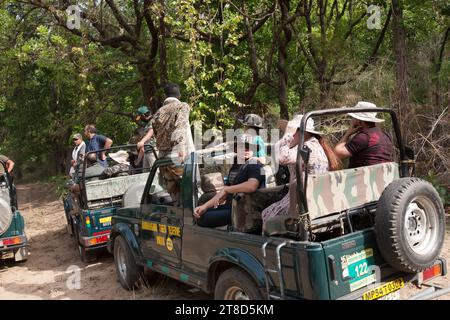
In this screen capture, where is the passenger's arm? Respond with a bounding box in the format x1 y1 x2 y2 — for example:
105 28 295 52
102 138 113 162
6 159 14 173
276 134 297 165
334 125 361 160
223 178 260 194
137 128 154 150
334 141 352 160
193 178 260 219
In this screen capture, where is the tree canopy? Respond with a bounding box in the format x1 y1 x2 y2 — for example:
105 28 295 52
0 0 448 184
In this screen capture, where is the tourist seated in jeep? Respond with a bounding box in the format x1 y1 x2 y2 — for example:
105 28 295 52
334 101 394 168
262 114 340 224
194 134 266 228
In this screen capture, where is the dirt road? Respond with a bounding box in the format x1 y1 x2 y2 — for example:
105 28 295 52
0 183 209 300
0 182 449 300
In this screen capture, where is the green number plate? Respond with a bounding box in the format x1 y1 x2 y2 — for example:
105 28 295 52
341 248 377 292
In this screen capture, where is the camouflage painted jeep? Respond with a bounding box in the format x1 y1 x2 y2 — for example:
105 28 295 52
64 144 156 263
0 162 28 262
109 107 447 300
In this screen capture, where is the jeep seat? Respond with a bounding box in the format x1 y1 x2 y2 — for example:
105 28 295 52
262 165 277 188
197 172 224 206
231 184 289 233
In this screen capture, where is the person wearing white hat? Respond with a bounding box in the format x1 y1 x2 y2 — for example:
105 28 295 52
262 114 341 224
69 133 86 178
334 101 394 168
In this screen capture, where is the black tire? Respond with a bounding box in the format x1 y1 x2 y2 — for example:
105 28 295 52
114 235 143 290
214 267 264 300
78 244 97 263
374 177 445 273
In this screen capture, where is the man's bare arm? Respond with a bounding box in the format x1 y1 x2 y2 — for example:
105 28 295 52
6 160 14 173
137 128 154 150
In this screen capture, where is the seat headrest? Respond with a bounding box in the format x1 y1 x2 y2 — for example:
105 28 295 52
201 172 224 193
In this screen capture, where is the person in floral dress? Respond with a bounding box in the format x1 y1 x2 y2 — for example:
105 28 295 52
262 114 341 223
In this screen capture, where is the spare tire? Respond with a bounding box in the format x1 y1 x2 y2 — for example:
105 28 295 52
0 192 13 236
374 177 445 273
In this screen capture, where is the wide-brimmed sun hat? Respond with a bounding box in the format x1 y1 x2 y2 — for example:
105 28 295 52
278 114 323 136
347 101 385 123
109 150 130 165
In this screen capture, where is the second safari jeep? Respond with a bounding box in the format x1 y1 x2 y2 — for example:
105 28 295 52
64 144 156 262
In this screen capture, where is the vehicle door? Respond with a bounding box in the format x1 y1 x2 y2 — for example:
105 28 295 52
140 161 184 268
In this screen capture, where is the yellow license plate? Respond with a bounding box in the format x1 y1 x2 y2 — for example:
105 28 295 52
362 278 404 300
99 216 112 224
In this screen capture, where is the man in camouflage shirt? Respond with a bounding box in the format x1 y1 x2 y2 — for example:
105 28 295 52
137 83 195 205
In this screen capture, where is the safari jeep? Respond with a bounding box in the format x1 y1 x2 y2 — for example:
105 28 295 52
63 144 156 263
0 162 28 262
109 107 447 300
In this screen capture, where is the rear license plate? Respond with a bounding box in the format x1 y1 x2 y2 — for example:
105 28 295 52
99 216 112 226
341 248 377 292
362 278 405 300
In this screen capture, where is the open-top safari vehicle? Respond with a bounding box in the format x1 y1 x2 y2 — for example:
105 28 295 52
0 161 28 262
108 107 448 300
63 144 156 263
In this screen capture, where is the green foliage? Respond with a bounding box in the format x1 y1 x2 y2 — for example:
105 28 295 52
0 0 448 181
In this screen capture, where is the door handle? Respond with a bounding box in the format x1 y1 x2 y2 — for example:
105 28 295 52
328 255 338 284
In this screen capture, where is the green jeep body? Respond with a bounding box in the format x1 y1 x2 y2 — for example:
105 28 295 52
109 108 446 300
64 145 155 262
0 167 28 262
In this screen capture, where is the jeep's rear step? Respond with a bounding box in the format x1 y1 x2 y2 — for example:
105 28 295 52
408 284 450 300
262 239 299 300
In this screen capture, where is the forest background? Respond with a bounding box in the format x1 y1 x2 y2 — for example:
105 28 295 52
0 0 448 203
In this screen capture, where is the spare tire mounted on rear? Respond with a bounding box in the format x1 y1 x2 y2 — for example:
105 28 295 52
374 177 445 273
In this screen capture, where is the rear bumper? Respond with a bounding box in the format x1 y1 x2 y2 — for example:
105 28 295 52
0 235 28 252
79 232 110 250
337 258 447 300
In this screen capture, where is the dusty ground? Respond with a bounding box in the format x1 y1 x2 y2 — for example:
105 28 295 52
0 183 209 300
0 182 449 300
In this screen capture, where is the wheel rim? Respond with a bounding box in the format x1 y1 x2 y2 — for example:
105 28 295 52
116 243 128 281
224 286 250 300
404 196 439 255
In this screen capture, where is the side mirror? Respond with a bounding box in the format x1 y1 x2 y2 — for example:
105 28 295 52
149 185 156 194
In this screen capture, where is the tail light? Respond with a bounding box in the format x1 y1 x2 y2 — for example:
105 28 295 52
0 236 24 247
418 262 444 285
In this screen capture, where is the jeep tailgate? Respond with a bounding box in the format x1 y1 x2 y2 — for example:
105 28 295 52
321 228 396 300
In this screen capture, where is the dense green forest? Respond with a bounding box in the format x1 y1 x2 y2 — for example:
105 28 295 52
0 1 448 194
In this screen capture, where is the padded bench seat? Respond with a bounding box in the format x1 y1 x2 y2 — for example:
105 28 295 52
85 172 150 202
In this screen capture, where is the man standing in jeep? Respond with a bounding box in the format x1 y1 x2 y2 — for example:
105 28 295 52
136 83 195 205
84 125 113 168
334 101 394 168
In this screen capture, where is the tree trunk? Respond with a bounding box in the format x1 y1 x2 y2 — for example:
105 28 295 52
392 0 409 123
318 60 331 104
277 0 291 120
138 63 159 113
159 7 168 86
435 26 450 107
